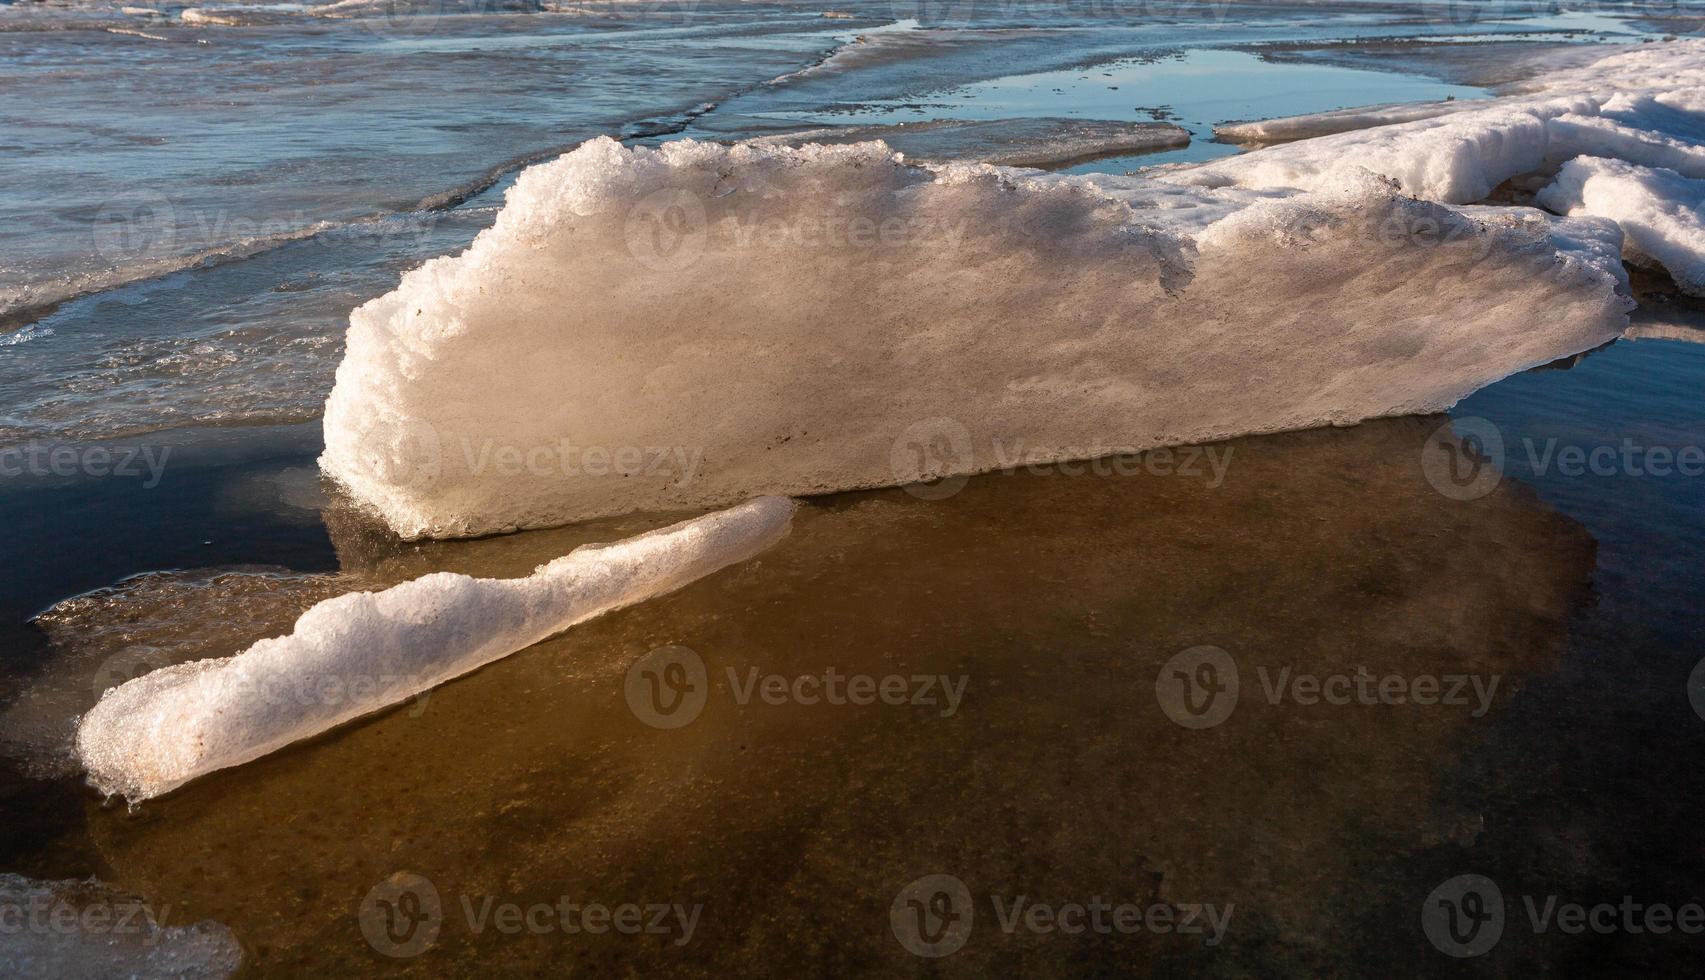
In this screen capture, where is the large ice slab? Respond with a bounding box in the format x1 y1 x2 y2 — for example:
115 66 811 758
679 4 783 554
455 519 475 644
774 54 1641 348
319 135 1629 539
76 496 795 800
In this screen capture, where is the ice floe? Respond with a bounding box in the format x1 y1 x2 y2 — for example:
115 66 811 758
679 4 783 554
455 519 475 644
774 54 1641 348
1177 39 1705 203
76 496 794 800
1540 157 1705 295
320 134 1629 538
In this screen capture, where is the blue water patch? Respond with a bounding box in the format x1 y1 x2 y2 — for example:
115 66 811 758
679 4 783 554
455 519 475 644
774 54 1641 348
749 47 1487 171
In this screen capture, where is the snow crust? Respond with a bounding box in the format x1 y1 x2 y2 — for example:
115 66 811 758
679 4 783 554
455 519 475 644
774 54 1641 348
1540 157 1705 295
76 496 794 800
1179 39 1705 203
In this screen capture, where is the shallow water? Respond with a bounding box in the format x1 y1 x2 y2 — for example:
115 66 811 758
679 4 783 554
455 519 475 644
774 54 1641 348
4 1 1705 976
710 46 1487 168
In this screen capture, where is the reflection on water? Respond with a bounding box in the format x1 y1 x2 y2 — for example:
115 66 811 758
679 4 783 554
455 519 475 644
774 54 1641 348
1 415 1599 975
705 47 1487 171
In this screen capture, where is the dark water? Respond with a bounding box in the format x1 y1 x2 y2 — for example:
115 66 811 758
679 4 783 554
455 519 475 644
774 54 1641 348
3 1 1705 976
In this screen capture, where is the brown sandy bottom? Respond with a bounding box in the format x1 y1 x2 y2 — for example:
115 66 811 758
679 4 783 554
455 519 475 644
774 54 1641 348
31 415 1595 977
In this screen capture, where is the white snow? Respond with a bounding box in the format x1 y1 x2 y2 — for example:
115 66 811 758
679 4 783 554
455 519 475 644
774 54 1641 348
1540 157 1705 296
1178 39 1705 203
319 135 1629 539
76 496 795 800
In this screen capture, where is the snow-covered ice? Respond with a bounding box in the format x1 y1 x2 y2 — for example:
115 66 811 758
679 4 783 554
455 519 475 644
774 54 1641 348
319 39 1705 541
76 496 795 800
1540 157 1705 295
1178 40 1705 203
320 133 1630 539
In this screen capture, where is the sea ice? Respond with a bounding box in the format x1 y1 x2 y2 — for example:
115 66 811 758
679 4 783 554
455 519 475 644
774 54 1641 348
1540 157 1705 295
76 496 795 800
1178 40 1705 203
318 133 1630 539
319 39 1705 540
